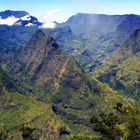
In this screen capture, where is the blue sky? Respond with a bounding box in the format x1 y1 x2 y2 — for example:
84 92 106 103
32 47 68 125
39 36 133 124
0 0 140 22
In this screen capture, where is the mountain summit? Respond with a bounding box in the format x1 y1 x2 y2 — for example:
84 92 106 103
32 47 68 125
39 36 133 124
0 10 41 26
19 29 65 88
0 10 29 18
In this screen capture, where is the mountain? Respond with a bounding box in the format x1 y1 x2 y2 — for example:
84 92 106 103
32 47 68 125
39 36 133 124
0 25 37 51
58 13 140 72
0 66 34 94
62 13 140 35
43 26 80 52
0 29 139 139
0 10 29 18
1 11 140 73
0 10 41 26
94 28 140 100
0 10 140 139
63 13 125 35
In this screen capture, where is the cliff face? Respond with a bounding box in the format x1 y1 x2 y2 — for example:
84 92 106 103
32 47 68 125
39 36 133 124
95 28 140 96
18 30 71 91
16 30 102 108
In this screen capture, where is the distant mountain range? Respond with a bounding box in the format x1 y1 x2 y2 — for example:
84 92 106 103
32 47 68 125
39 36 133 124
62 13 140 35
0 10 41 26
60 13 140 71
1 10 140 73
1 10 140 95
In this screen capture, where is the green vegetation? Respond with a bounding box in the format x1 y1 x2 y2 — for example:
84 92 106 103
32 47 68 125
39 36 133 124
90 102 140 140
60 135 101 140
94 29 140 103
1 28 140 140
0 66 69 139
0 91 69 139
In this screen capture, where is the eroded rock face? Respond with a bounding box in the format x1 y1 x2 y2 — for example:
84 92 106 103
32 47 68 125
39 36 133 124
17 30 70 90
11 30 103 117
95 28 140 94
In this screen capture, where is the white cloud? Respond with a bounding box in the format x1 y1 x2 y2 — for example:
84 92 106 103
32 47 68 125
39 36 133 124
0 15 31 26
39 9 61 22
38 9 61 29
25 23 34 27
39 21 56 29
21 15 31 21
0 16 19 26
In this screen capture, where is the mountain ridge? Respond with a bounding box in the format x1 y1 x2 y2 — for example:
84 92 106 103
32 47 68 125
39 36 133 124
1 10 140 73
0 10 41 26
1 29 140 139
94 28 140 98
0 10 29 18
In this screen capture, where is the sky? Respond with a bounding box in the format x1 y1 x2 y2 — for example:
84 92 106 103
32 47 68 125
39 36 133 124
0 0 140 23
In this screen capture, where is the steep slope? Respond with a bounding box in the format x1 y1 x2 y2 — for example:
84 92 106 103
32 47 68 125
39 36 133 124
63 13 140 36
6 29 140 139
63 13 125 35
0 25 37 51
1 29 140 139
95 28 140 98
0 66 34 94
0 67 69 140
43 26 83 54
59 13 140 72
17 30 71 90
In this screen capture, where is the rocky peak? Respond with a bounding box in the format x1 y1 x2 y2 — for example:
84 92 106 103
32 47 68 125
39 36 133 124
31 29 46 42
19 30 62 81
0 10 29 19
27 29 59 50
0 10 41 26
